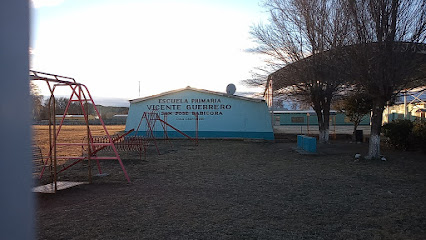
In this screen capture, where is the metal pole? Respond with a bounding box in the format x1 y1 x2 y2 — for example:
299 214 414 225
404 91 408 119
1 2 34 236
84 90 92 184
196 113 199 145
48 96 52 183
387 101 390 123
52 97 57 193
334 115 336 140
270 79 274 127
307 113 310 135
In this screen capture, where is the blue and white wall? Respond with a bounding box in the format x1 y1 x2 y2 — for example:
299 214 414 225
125 88 274 140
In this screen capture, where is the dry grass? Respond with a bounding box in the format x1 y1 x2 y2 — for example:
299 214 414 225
32 125 125 164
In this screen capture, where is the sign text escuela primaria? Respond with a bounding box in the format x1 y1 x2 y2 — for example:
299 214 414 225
146 98 232 118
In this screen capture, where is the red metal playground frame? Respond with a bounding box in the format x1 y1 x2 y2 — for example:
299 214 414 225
30 70 130 191
134 111 199 154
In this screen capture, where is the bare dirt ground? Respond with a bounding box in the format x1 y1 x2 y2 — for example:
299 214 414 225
34 126 426 239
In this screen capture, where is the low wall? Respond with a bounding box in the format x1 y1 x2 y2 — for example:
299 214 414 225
33 119 127 125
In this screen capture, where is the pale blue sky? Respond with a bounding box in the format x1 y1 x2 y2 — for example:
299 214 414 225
30 0 268 101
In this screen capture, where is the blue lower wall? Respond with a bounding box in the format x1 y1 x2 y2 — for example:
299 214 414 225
130 130 274 140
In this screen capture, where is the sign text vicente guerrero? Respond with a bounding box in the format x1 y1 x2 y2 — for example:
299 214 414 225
146 98 232 119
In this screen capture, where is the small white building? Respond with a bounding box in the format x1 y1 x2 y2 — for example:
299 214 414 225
125 87 274 140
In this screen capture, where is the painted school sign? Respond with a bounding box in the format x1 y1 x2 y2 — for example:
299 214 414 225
125 87 274 140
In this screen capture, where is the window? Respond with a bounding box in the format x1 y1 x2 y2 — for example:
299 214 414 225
291 116 304 123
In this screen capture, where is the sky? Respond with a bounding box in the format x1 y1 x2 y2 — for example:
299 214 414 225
30 0 269 105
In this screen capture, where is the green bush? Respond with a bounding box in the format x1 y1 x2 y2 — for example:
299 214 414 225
382 119 414 150
412 120 426 152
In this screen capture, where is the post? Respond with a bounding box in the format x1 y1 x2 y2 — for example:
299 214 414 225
306 113 310 135
48 96 53 183
387 101 390 123
53 97 57 193
268 78 274 127
195 112 199 145
85 97 92 183
333 115 336 140
0 0 34 236
163 113 168 139
404 91 408 119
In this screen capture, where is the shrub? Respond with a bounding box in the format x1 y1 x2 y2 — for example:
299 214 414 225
382 119 414 150
412 120 426 152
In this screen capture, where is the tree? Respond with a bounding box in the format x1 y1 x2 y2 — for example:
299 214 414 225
30 82 43 121
38 97 94 120
250 0 352 143
344 0 426 158
54 97 69 115
340 91 373 141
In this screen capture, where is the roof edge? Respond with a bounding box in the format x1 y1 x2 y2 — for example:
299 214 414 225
129 86 265 103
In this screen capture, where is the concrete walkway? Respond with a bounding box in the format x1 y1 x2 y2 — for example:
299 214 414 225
273 125 371 135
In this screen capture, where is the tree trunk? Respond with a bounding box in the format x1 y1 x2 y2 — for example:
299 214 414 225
352 121 359 142
317 111 330 144
352 125 357 142
319 126 330 143
368 102 385 159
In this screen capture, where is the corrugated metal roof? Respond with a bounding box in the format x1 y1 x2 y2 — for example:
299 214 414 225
129 86 265 104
